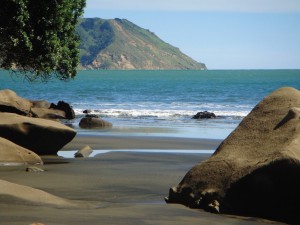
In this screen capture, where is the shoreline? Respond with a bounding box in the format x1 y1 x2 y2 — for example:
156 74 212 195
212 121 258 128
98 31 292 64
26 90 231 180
62 134 222 151
0 151 276 225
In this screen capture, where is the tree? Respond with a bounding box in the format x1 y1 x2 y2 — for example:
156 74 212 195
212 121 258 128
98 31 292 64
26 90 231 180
0 0 86 80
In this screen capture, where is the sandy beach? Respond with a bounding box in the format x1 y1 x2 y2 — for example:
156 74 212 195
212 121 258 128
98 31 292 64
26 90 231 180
0 135 284 225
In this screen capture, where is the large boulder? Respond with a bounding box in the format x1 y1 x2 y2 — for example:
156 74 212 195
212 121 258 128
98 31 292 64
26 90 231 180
0 137 43 165
166 87 300 224
0 89 32 115
0 113 76 155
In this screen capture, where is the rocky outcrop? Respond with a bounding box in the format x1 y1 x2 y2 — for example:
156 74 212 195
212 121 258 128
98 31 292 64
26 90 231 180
0 89 32 115
79 117 112 129
0 89 75 120
166 87 300 224
192 111 216 119
0 137 43 165
0 113 76 155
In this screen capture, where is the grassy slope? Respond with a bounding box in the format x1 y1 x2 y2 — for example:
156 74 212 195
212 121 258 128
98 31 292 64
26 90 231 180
77 18 206 70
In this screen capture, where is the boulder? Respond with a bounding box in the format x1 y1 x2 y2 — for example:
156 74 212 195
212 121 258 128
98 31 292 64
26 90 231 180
192 111 216 119
0 113 76 155
74 145 93 158
0 137 43 165
166 87 300 224
79 117 112 129
50 101 75 120
0 89 32 116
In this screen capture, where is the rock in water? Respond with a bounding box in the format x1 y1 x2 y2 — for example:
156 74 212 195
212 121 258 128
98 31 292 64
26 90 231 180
166 87 300 224
0 113 76 155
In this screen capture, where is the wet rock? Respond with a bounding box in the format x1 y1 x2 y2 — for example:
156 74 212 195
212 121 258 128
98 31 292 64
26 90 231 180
79 117 112 129
192 111 216 119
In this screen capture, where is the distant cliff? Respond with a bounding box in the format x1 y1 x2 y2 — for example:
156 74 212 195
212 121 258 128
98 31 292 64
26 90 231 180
76 18 206 70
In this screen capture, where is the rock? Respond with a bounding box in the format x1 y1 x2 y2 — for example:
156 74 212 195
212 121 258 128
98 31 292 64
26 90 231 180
0 89 32 116
0 179 79 208
31 100 51 109
83 109 92 114
166 87 300 224
85 114 99 118
50 101 75 120
74 145 93 158
79 117 112 129
30 107 66 119
0 137 43 165
26 166 45 172
192 111 216 119
0 113 76 155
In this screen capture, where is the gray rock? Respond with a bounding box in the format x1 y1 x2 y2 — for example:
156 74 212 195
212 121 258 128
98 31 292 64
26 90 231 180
74 145 93 158
0 113 76 155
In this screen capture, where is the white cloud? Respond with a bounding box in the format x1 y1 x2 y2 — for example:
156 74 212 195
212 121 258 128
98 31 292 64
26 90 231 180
86 0 300 13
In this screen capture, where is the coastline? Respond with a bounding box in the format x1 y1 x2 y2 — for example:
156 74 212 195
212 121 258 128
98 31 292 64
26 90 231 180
0 148 279 225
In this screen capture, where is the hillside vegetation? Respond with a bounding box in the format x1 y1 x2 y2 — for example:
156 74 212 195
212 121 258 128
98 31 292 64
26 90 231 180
76 18 206 70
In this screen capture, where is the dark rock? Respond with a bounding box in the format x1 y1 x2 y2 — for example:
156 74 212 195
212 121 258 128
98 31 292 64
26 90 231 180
166 87 300 224
50 101 75 120
79 117 112 129
0 112 76 155
83 109 92 114
85 114 99 118
192 111 216 119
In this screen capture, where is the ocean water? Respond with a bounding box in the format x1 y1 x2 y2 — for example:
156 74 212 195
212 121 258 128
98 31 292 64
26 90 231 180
1 69 300 139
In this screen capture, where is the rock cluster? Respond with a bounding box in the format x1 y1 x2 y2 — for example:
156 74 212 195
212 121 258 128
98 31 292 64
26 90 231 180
0 89 77 163
166 87 300 224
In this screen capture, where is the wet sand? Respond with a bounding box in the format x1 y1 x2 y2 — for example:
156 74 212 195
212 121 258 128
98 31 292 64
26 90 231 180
0 136 284 225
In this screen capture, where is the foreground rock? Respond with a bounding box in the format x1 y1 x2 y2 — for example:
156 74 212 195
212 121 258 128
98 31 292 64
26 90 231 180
0 113 76 155
0 137 43 165
166 87 300 224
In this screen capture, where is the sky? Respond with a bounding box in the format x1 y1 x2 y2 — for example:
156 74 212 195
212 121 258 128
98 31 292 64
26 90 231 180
84 0 300 69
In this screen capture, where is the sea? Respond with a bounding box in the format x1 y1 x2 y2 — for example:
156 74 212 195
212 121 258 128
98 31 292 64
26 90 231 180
1 69 300 140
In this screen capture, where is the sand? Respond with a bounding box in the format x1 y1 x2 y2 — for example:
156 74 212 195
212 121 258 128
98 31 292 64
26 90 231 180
0 136 283 225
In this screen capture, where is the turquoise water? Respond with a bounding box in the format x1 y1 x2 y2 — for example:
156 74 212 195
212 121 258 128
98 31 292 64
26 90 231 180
1 69 299 139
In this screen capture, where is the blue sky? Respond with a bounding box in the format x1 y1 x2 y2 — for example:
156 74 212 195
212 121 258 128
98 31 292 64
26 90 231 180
84 0 300 69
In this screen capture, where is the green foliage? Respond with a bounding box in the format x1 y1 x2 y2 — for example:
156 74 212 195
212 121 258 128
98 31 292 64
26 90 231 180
76 18 115 66
0 0 86 81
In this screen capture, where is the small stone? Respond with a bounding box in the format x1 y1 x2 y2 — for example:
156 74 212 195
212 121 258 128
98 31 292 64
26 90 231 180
26 167 44 172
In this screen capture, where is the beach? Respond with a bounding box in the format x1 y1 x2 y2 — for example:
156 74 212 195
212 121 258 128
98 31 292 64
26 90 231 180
1 70 298 224
0 135 284 225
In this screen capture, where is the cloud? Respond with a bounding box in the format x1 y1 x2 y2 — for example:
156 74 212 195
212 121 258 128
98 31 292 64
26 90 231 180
86 0 300 13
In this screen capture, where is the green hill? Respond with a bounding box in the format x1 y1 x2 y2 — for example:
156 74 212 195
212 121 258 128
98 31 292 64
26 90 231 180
76 18 206 70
